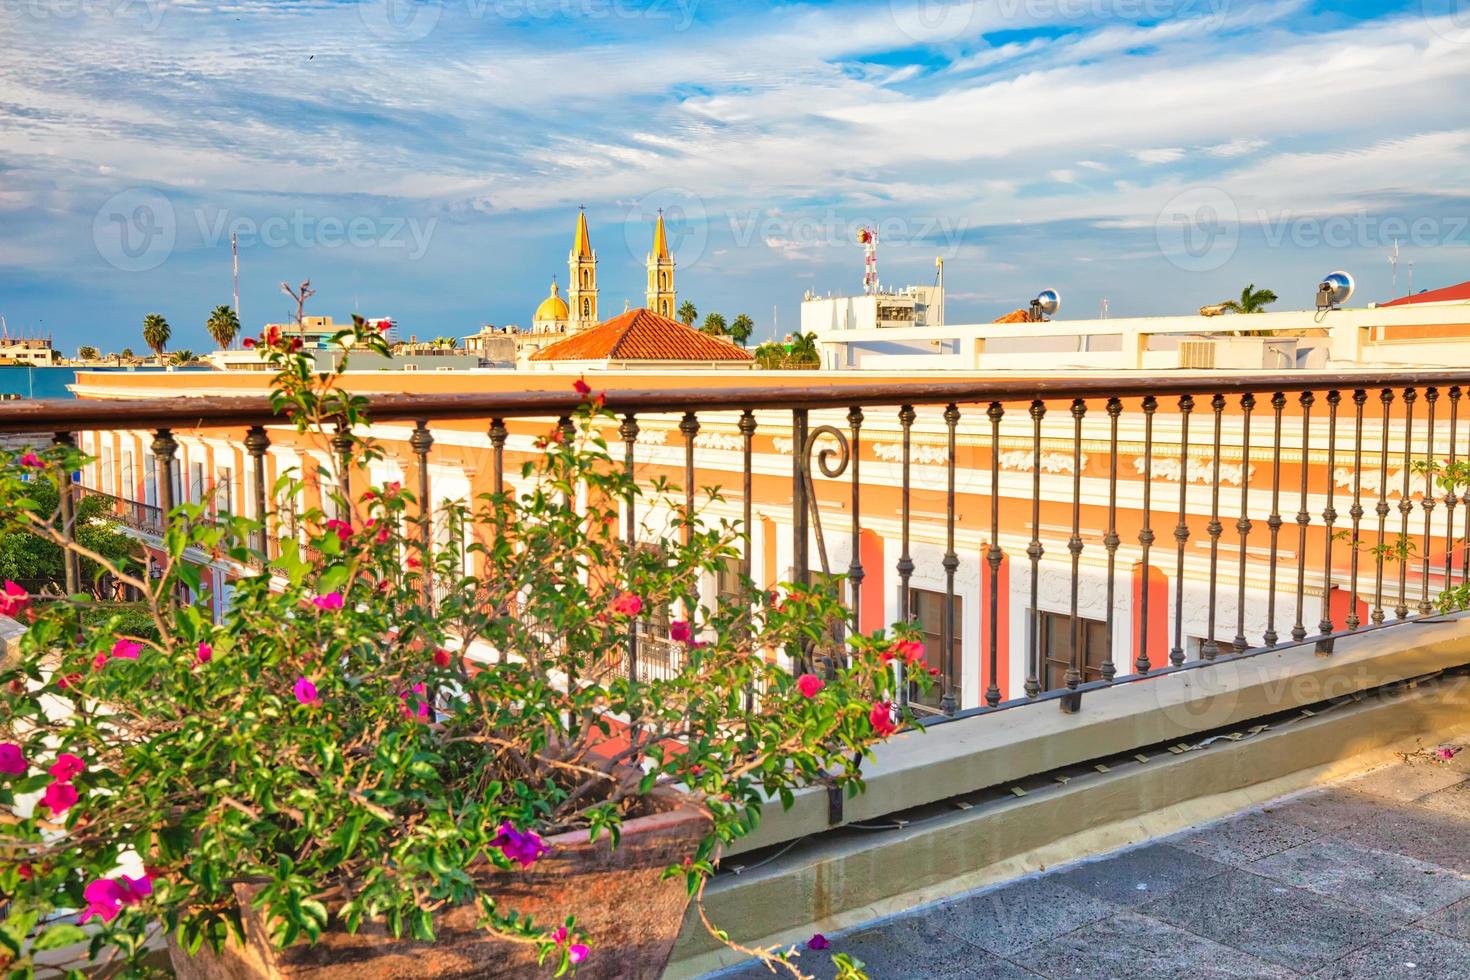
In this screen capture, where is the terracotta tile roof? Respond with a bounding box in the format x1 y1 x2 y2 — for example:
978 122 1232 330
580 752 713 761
530 308 755 362
1380 280 1470 307
993 308 1031 324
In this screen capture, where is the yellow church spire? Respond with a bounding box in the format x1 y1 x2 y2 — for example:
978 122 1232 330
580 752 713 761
567 207 598 330
651 209 670 260
645 208 676 318
573 206 593 260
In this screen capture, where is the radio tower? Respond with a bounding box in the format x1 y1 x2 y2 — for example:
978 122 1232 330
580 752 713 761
857 226 878 295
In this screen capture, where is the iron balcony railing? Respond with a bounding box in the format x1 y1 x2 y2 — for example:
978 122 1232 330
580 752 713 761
7 369 1470 717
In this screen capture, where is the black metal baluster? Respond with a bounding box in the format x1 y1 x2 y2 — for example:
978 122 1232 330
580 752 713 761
53 432 79 595
1347 391 1366 630
1171 395 1193 667
1420 388 1438 615
1137 396 1157 674
1264 393 1286 647
1203 395 1224 660
1373 389 1394 625
1397 388 1416 620
896 405 915 709
1234 394 1255 650
681 412 700 552
621 414 640 681
152 428 178 517
942 404 960 715
740 409 757 710
848 407 864 638
986 402 1005 706
1319 391 1341 639
1063 398 1086 711
246 425 270 556
331 421 353 506
1026 399 1045 697
1292 392 1314 643
489 418 507 496
1445 388 1460 593
410 420 434 607
1102 398 1121 681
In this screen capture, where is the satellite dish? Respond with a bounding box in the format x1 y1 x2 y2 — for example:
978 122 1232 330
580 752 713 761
1030 289 1060 321
1316 271 1354 310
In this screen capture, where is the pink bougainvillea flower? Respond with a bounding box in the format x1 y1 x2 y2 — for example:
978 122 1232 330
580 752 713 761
41 780 79 814
400 683 430 721
609 593 643 617
806 933 831 951
80 875 151 924
48 753 85 782
491 822 549 868
573 377 592 397
0 742 25 775
324 519 352 542
361 489 377 502
92 653 108 670
568 944 589 964
311 592 344 611
891 640 926 666
241 337 257 349
868 701 899 737
111 639 142 660
385 480 401 495
406 554 422 570
293 676 320 706
796 674 825 698
669 620 692 644
0 580 30 619
1435 745 1460 762
18 452 44 468
57 672 82 690
196 641 213 665
433 647 452 668
377 319 391 333
365 518 390 544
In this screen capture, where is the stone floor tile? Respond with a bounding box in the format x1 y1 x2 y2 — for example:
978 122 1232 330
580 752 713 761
924 875 1121 956
1170 811 1321 867
1141 869 1393 973
1263 788 1401 834
1336 801 1470 873
1415 895 1470 942
1305 927 1470 979
1247 838 1470 920
814 918 1039 979
1413 779 1470 820
1050 842 1231 907
1336 763 1469 803
1015 911 1296 980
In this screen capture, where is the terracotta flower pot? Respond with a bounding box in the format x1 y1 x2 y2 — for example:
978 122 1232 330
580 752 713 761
167 798 711 980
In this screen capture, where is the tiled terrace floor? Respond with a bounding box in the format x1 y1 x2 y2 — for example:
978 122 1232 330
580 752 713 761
713 750 1470 979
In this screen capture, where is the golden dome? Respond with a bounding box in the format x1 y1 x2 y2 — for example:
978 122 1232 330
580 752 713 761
534 280 569 323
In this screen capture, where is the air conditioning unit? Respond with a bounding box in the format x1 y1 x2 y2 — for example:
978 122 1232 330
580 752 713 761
1177 336 1298 370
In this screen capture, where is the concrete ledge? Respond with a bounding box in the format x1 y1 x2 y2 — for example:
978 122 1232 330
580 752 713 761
670 668 1470 977
727 616 1470 857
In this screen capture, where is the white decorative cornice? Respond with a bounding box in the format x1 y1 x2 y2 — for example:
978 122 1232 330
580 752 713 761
1000 450 1084 474
873 442 949 465
636 429 667 447
693 432 742 452
772 437 796 455
1134 456 1254 487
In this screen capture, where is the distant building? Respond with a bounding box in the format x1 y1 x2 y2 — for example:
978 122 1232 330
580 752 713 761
527 307 754 371
0 329 60 366
800 284 947 370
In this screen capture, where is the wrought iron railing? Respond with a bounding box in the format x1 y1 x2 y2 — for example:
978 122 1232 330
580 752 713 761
7 370 1470 718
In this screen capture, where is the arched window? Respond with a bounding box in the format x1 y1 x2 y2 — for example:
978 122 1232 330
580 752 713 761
659 272 668 290
582 299 590 317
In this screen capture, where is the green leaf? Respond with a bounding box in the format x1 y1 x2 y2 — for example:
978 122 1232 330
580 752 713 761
32 923 88 951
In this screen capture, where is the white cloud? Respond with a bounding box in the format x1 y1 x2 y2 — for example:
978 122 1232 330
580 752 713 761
1134 148 1188 165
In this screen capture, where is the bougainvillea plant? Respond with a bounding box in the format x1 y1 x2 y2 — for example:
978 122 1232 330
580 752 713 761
0 316 927 978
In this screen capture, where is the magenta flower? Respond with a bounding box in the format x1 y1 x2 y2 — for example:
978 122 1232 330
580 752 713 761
869 700 899 737
491 822 549 868
1435 745 1460 762
325 519 352 542
569 944 589 964
41 780 79 814
111 639 142 660
293 676 320 706
400 683 430 721
796 674 825 698
573 377 592 397
0 580 30 619
196 641 213 665
807 933 830 951
18 452 43 468
552 926 569 945
609 592 643 617
669 620 692 644
0 742 26 775
48 753 85 782
311 592 344 611
80 875 151 924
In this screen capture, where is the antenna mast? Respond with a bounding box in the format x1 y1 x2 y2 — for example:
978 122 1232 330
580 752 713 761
1389 239 1399 294
857 226 878 295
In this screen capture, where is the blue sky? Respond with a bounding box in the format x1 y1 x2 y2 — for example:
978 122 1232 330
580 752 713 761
2 0 1469 353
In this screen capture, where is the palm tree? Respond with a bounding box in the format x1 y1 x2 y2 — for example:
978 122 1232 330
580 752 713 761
76 346 99 361
120 347 134 360
754 342 786 370
730 314 754 346
1222 284 1279 315
142 313 171 364
788 331 820 367
700 312 728 336
676 301 698 326
206 305 240 350
170 349 195 365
